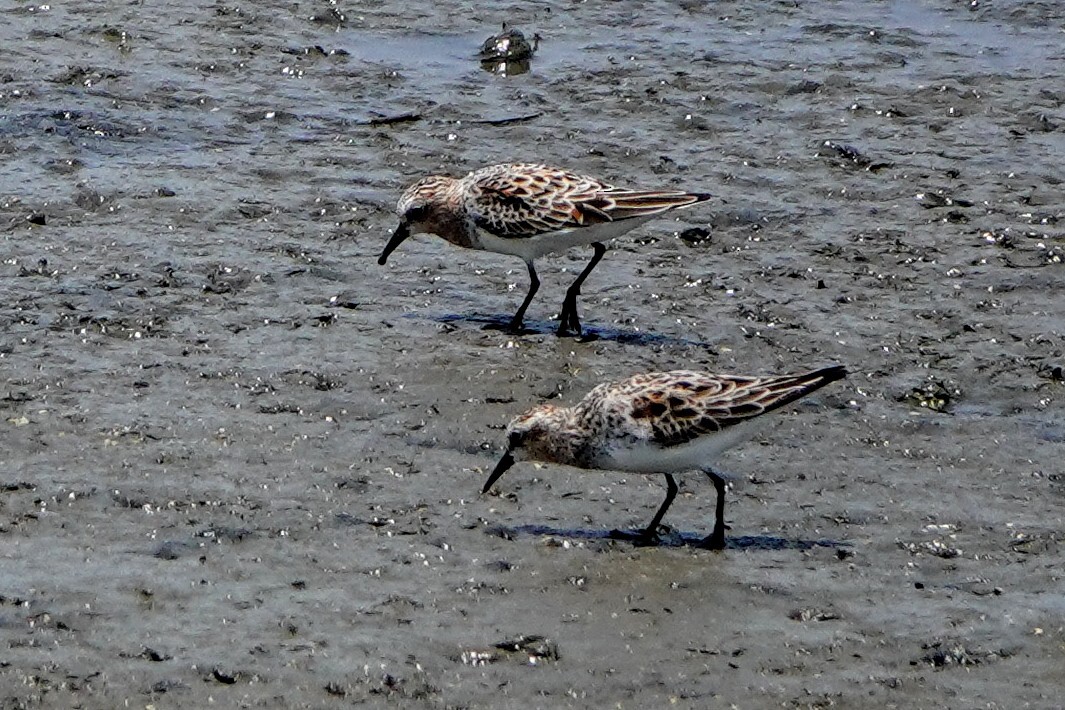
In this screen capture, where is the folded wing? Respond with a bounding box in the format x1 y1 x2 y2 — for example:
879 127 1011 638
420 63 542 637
627 367 847 448
467 163 711 238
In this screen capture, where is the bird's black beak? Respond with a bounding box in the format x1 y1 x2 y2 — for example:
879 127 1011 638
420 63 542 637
482 450 515 494
378 222 410 265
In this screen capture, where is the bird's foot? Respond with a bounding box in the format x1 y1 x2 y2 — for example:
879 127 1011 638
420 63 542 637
555 325 578 337
483 320 534 336
608 528 659 546
610 526 671 547
555 310 599 341
696 529 726 551
555 303 581 338
633 533 663 548
555 322 582 338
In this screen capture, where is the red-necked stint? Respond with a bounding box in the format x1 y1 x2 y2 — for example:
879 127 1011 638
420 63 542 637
378 163 712 336
482 365 848 549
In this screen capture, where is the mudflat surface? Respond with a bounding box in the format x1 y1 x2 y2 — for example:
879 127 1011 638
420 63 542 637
1 0 1064 707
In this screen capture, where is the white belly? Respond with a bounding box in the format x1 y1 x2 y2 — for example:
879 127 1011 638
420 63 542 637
596 418 766 474
475 217 653 261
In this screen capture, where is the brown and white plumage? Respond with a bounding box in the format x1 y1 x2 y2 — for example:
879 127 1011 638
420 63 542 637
482 365 848 549
378 163 712 336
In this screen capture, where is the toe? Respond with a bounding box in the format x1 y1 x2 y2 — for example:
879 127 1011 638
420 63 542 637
697 534 726 551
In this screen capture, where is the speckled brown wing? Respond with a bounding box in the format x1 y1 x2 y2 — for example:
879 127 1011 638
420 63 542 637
628 367 847 448
466 163 711 238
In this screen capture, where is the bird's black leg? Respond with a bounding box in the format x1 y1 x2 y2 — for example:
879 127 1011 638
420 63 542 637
509 260 540 333
637 473 678 543
487 260 539 334
699 470 727 550
557 242 606 337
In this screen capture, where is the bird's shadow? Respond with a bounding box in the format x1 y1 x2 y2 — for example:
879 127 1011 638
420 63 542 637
485 523 850 551
428 312 713 347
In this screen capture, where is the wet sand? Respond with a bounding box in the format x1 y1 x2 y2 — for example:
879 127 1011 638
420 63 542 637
1 0 1063 707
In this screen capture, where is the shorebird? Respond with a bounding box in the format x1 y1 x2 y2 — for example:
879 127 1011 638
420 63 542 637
377 163 712 336
479 23 541 62
482 365 848 549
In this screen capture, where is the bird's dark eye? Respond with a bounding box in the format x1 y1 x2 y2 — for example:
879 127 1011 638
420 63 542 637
405 204 429 221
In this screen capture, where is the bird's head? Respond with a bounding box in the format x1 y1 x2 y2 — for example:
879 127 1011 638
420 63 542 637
482 405 574 494
378 176 456 265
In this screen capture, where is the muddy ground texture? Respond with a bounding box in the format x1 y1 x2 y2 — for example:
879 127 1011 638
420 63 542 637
1 0 1064 707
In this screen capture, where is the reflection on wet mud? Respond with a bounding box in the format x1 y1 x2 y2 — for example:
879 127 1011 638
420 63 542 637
479 58 532 77
486 524 849 551
429 312 716 347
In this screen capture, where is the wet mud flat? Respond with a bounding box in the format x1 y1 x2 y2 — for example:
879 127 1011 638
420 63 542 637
1 0 1064 707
